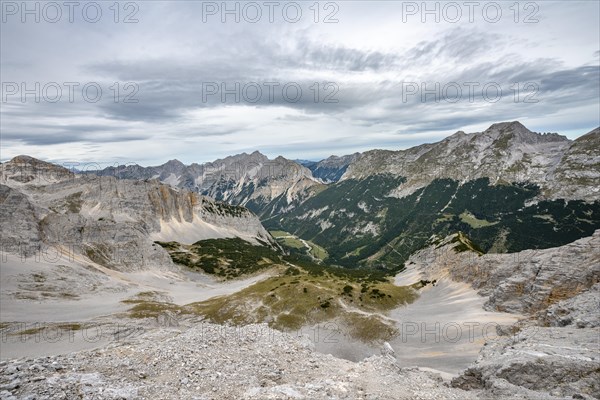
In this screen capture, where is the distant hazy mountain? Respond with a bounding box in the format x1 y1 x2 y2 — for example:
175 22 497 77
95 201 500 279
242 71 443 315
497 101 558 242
300 153 361 183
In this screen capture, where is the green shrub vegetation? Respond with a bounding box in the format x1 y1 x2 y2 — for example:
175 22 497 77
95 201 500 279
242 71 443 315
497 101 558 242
188 264 417 337
155 238 284 278
264 176 600 273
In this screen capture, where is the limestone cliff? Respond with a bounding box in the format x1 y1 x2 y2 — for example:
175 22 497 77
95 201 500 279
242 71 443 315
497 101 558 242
0 156 276 272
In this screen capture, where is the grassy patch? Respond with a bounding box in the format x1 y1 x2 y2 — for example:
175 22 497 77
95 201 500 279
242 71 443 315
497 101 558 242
272 231 329 261
15 291 79 300
14 323 83 336
269 230 291 238
459 211 498 228
65 192 83 213
121 291 169 304
56 323 82 331
126 301 191 319
341 313 398 342
307 241 329 260
436 213 454 223
279 237 305 249
189 264 417 339
448 232 485 254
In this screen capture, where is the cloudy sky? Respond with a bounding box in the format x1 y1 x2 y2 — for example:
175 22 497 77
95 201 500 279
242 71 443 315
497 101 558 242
1 1 599 165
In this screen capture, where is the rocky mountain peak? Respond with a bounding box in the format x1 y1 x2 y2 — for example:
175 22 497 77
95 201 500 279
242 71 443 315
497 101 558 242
486 120 529 133
164 158 184 165
161 159 186 171
484 121 569 144
218 150 269 165
321 152 361 164
9 155 67 169
451 130 467 137
1 155 73 185
574 126 599 143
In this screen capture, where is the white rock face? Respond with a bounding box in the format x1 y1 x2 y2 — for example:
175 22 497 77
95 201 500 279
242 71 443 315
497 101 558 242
0 156 275 272
538 283 600 328
553 127 600 200
0 155 74 186
343 122 600 201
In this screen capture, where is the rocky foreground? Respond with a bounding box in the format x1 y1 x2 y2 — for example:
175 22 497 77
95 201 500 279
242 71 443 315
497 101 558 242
1 321 478 400
1 316 598 400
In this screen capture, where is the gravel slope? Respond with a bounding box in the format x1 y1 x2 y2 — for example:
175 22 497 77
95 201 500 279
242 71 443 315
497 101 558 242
0 322 480 400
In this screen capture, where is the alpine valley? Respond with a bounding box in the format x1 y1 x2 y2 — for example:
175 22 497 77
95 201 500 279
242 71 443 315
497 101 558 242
1 121 599 400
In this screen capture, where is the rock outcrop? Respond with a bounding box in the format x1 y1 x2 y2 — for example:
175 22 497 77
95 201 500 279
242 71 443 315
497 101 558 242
452 326 600 399
0 155 74 186
400 231 600 399
537 283 600 328
0 185 43 257
403 231 600 315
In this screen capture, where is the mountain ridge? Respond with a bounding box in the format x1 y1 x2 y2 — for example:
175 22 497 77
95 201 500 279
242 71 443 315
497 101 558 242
341 123 599 202
0 156 276 272
85 122 599 204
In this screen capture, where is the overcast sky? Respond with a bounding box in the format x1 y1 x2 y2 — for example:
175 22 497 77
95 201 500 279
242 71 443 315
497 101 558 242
1 1 599 165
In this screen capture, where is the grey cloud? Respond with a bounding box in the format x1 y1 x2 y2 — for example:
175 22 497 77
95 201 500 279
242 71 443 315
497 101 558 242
404 29 503 66
86 56 599 134
293 41 400 72
2 3 598 161
3 126 150 145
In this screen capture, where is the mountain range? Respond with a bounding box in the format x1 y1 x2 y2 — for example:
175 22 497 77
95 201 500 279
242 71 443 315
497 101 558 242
2 121 598 275
89 121 600 272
